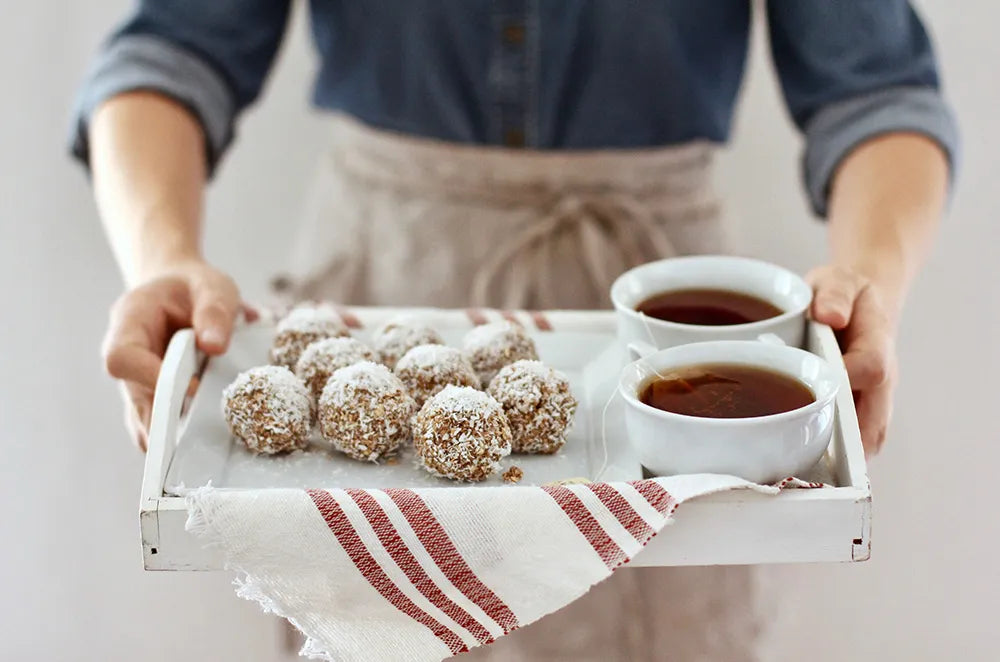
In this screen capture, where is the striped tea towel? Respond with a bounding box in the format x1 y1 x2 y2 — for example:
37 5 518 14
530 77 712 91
186 474 821 661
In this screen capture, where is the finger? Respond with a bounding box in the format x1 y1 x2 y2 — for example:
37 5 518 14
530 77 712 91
104 342 163 387
855 379 895 458
807 267 863 330
843 343 890 390
103 294 167 388
241 302 261 323
841 287 893 390
119 381 153 452
190 274 240 354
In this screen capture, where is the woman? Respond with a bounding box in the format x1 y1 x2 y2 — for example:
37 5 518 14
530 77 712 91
72 2 957 660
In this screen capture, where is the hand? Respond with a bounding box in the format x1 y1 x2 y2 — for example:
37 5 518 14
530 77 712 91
102 259 253 450
807 265 899 458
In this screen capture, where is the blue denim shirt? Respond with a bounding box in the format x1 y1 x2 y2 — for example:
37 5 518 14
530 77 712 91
71 0 958 216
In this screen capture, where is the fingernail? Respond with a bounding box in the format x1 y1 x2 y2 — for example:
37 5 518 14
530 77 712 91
201 328 225 347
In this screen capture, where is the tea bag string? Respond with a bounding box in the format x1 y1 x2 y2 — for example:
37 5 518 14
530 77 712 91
594 310 668 482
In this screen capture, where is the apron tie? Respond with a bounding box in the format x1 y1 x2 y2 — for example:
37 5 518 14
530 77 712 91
471 192 679 309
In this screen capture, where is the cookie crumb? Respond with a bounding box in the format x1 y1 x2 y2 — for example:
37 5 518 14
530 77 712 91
502 466 524 484
386 456 399 465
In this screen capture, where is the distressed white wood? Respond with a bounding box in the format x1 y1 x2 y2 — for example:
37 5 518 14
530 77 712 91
139 329 199 566
141 308 871 570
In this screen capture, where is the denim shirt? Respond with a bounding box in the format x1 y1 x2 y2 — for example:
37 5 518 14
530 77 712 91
71 0 958 216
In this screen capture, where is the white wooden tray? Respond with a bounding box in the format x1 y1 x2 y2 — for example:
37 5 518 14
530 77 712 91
140 308 871 571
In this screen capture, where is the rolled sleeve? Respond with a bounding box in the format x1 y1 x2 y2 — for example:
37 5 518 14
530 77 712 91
766 1 960 217
803 86 959 216
69 0 291 175
70 34 236 171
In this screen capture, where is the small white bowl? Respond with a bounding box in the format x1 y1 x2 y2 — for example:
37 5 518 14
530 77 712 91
611 255 813 358
618 340 840 484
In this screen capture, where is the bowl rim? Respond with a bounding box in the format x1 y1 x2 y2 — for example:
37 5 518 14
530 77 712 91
617 341 840 427
610 255 813 333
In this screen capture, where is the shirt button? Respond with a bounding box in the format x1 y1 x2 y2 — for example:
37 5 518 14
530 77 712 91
502 23 525 45
504 129 525 148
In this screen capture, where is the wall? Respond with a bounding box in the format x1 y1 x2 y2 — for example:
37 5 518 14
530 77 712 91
0 1 995 660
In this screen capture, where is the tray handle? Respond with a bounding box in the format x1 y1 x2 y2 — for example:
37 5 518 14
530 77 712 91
140 329 201 508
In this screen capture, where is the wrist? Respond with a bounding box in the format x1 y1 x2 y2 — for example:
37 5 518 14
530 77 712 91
132 246 205 286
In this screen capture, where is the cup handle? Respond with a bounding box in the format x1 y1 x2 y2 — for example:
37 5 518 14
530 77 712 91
757 333 786 347
627 340 659 361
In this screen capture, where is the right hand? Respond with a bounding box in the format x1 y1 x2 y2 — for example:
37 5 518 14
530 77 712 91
102 259 251 450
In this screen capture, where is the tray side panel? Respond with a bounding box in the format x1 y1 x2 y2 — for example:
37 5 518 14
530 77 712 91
633 490 869 566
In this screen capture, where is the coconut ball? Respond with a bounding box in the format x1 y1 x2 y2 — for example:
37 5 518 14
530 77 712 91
487 360 577 454
371 315 445 369
222 365 312 455
318 361 416 462
413 386 512 482
462 321 539 387
295 336 378 400
270 304 349 369
394 344 480 408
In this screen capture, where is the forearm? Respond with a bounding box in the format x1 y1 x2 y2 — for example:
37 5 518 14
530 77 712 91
89 91 208 287
826 132 950 321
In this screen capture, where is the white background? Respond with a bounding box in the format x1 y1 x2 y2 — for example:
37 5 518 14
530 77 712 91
1 1 997 660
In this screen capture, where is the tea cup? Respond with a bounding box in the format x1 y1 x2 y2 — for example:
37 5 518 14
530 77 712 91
610 255 812 359
618 339 840 483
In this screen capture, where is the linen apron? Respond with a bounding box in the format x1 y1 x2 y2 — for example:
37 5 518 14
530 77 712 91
279 114 760 662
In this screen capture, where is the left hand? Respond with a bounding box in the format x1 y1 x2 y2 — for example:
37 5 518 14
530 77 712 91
807 265 899 457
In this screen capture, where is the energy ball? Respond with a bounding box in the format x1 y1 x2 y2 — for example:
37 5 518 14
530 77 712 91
394 344 479 408
487 360 577 454
318 361 416 462
413 386 512 482
462 321 539 387
295 336 378 400
371 315 445 369
270 304 349 369
222 365 313 455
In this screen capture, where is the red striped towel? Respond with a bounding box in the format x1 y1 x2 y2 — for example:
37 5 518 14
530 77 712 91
186 474 819 661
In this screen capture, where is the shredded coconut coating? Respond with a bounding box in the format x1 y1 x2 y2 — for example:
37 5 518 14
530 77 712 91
487 360 577 454
395 344 480 408
270 305 349 369
502 466 524 484
318 361 416 462
463 321 539 387
372 315 445 369
222 365 313 455
413 385 512 482
295 336 378 400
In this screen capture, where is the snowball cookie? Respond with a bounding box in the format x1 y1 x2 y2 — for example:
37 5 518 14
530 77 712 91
413 385 512 482
371 315 445 369
487 360 577 454
222 365 312 455
318 361 416 462
462 321 539 387
394 344 480 408
295 336 378 400
270 304 349 369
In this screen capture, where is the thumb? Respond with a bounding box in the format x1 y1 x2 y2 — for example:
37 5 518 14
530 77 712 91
189 272 240 354
807 266 865 330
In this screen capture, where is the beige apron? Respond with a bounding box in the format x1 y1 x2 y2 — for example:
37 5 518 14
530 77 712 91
281 115 759 662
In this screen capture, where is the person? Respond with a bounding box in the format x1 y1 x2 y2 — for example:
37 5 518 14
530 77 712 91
71 2 957 660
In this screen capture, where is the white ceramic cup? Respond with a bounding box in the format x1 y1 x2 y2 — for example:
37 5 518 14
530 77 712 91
618 340 840 483
610 255 813 359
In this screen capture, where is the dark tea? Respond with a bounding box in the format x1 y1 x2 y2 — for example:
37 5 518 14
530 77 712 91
636 288 782 326
639 363 814 419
